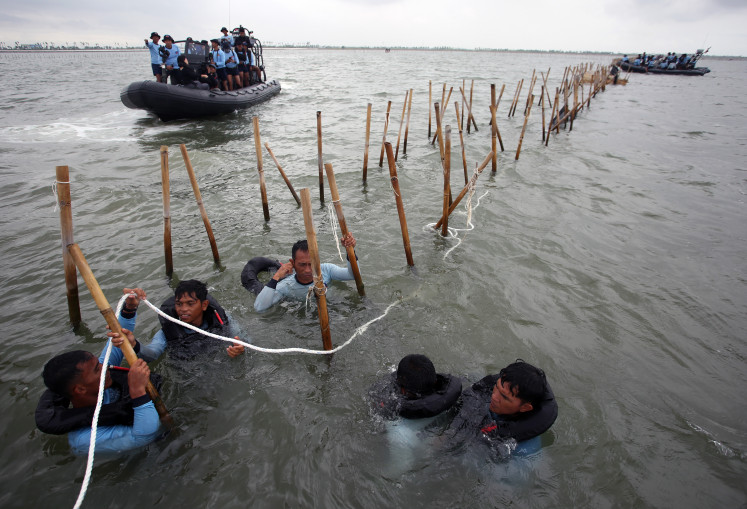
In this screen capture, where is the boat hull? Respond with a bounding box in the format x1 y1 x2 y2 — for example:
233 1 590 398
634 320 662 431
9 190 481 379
620 62 710 76
120 79 281 121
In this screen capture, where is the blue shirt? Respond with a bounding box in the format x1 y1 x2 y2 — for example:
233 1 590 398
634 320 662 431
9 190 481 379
163 44 180 68
254 260 356 312
67 329 160 455
220 34 234 46
225 49 238 68
211 49 226 69
146 41 162 65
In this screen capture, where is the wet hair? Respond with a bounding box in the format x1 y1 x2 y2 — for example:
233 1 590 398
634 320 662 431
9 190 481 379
175 279 208 301
499 359 547 406
396 354 437 396
291 240 309 260
42 350 94 397
177 55 187 67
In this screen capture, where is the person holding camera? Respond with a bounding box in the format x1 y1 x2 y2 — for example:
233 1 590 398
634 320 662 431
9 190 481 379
162 35 181 85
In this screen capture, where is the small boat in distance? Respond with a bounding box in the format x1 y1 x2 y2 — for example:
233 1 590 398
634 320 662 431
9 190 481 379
121 27 280 121
614 48 711 76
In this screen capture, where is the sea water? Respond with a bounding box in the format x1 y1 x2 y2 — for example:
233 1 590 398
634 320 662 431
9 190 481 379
0 49 745 508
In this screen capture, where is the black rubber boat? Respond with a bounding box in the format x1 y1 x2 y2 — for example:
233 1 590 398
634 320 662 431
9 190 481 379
620 61 710 76
121 79 281 121
121 27 281 121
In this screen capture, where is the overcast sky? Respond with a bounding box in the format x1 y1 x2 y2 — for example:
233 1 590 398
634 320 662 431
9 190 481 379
2 0 745 56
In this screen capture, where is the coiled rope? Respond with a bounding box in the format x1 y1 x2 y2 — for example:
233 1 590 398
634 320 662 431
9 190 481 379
426 189 490 259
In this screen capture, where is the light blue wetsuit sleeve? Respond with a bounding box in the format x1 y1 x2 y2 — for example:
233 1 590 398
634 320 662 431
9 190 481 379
321 259 355 285
139 329 166 362
68 400 161 455
254 283 286 312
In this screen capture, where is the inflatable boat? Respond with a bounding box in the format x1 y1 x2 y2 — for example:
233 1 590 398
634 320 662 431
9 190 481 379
120 79 281 121
619 62 710 76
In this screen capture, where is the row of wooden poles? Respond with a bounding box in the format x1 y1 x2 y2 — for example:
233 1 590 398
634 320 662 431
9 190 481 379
56 62 616 413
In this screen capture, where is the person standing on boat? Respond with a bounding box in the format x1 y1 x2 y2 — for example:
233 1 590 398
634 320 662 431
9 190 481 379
162 35 181 85
235 40 250 88
222 40 240 91
220 27 234 46
144 32 163 83
210 39 229 91
253 235 358 312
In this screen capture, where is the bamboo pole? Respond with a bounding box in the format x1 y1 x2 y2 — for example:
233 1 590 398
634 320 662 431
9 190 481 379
434 103 445 163
490 84 497 172
454 102 468 184
378 100 392 167
324 163 365 296
394 90 408 160
497 83 506 109
265 143 301 206
434 150 493 230
403 88 413 155
56 165 81 326
179 144 220 264
362 103 372 181
441 126 451 237
67 243 172 426
458 87 479 134
159 147 173 276
460 79 466 131
431 86 453 146
515 93 534 160
467 79 477 132
510 79 524 117
523 70 536 116
545 87 560 146
252 117 271 221
428 80 432 139
541 85 546 142
316 111 324 202
299 188 332 350
384 142 414 266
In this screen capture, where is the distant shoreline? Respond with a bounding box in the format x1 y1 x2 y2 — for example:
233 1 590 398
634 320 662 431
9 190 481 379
0 47 740 58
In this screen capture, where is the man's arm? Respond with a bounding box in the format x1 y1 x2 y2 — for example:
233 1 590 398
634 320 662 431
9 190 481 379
253 280 286 312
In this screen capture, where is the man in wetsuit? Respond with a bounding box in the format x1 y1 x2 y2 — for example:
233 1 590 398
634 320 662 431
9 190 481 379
144 32 163 82
117 280 245 361
38 348 160 455
448 359 558 450
253 234 357 312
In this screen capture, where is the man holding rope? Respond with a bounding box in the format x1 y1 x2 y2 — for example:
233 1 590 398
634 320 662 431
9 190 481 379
253 234 357 312
117 280 245 361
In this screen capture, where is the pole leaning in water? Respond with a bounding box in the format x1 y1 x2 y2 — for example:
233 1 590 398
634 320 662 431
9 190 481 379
299 189 333 351
362 103 372 181
384 142 414 266
67 243 172 426
252 117 271 221
434 150 493 230
324 163 365 296
56 165 81 326
159 147 173 276
264 143 301 206
180 144 221 264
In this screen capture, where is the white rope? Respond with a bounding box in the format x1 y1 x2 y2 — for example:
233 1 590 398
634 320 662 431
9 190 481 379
72 296 126 509
327 202 344 262
425 190 489 259
138 295 400 355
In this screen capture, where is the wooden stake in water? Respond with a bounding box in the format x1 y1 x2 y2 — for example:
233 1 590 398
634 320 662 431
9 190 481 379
67 243 172 426
56 165 81 326
403 89 413 155
515 93 534 160
395 90 408 160
459 86 479 134
379 100 392 167
441 125 452 237
159 147 173 276
434 102 445 162
265 143 301 206
384 142 414 266
490 84 497 171
362 103 372 181
432 87 453 146
324 163 365 296
428 80 432 139
454 102 468 184
180 144 220 264
317 111 325 202
468 79 477 132
252 117 271 221
541 85 546 142
434 150 493 230
461 78 466 131
299 188 332 350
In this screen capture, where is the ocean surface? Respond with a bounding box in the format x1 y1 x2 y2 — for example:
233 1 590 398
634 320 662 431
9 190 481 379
0 49 745 508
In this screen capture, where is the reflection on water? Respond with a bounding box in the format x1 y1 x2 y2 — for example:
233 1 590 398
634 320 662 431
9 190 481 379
0 50 745 508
